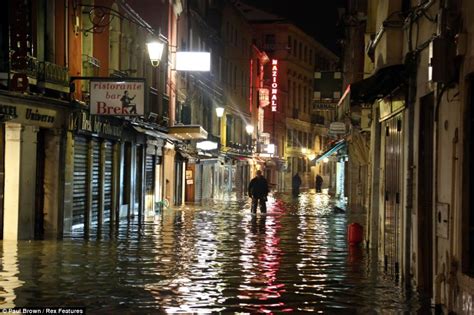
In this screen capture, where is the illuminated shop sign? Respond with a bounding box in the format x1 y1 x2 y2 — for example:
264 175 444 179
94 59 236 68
271 59 278 112
258 88 270 107
90 80 145 116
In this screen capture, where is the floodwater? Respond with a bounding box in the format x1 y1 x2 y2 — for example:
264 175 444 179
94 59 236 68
0 192 429 314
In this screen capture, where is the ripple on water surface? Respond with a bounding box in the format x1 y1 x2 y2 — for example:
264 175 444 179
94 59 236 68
0 192 425 313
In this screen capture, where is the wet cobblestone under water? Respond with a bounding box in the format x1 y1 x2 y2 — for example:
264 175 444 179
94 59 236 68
0 192 430 314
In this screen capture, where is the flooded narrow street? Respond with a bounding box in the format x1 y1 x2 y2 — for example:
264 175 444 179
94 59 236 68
0 193 427 313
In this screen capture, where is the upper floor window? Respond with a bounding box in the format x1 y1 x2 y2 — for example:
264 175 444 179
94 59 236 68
265 34 276 44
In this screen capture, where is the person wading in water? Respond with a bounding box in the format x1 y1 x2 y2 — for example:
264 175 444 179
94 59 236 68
248 170 269 213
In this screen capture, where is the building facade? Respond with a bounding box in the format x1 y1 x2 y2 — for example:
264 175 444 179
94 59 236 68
341 0 474 313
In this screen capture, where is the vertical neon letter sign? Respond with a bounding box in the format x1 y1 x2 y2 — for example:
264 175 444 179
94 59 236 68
271 59 278 112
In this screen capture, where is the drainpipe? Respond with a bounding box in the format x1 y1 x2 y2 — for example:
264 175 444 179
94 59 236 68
447 128 458 311
65 0 69 67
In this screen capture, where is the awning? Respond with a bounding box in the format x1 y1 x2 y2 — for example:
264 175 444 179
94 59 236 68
132 125 177 143
348 64 406 105
315 140 346 163
168 125 208 140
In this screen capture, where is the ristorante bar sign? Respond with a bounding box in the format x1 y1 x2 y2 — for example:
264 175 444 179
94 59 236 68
271 59 278 112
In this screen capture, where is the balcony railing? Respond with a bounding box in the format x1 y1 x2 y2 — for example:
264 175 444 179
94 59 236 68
110 69 129 78
26 56 39 78
38 61 69 87
226 141 253 155
7 56 69 92
82 54 100 76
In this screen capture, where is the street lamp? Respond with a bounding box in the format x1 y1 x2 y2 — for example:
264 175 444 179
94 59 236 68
146 40 165 67
215 107 224 118
215 107 224 144
245 124 254 135
245 124 254 153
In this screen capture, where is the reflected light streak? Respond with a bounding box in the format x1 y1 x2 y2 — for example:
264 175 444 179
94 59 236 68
0 241 24 308
237 211 291 312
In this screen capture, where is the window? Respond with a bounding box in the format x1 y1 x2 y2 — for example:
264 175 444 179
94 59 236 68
265 34 276 44
303 86 307 113
226 115 233 146
293 83 297 108
219 57 222 81
298 84 302 111
288 80 292 110
241 70 244 97
287 129 292 147
234 65 237 91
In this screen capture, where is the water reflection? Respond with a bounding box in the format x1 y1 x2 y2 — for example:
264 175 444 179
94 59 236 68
0 192 425 313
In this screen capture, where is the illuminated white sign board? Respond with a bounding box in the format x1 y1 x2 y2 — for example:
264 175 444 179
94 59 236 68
176 52 211 71
271 59 278 112
196 140 218 151
90 80 145 116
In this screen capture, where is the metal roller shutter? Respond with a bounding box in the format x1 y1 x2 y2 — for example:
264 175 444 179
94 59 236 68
73 136 88 227
91 139 100 229
145 154 154 211
384 114 402 278
103 141 113 223
145 155 154 195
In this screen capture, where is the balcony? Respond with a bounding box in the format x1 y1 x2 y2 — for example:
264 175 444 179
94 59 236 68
37 61 69 93
6 56 69 93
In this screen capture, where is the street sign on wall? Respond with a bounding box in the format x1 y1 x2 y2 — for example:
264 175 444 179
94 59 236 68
329 121 347 135
90 80 145 116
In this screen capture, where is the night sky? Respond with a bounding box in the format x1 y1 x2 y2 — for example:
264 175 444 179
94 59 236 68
241 0 346 56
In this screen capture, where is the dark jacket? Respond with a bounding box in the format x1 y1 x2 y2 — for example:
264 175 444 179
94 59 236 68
248 175 269 198
292 174 302 189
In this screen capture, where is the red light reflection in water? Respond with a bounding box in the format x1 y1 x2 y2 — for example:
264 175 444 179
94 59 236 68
239 203 293 313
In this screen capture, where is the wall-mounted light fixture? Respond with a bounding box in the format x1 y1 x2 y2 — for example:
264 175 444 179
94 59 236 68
245 124 254 135
146 40 165 67
215 106 225 118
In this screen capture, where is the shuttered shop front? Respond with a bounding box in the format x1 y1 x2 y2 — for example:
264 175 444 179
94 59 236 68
91 139 100 229
72 136 88 229
103 141 113 223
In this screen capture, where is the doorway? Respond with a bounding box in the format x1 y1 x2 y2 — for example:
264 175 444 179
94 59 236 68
417 93 434 298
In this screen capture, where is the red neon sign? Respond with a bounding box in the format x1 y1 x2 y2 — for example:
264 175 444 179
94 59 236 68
271 59 278 112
